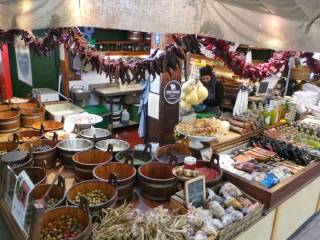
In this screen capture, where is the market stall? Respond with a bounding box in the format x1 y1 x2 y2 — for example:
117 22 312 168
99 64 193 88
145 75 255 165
0 1 320 240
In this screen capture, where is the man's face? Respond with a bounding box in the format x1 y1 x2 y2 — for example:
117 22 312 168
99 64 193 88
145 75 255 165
200 75 211 83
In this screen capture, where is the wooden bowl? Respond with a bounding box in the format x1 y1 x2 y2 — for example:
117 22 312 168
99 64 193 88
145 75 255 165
0 110 20 133
0 104 10 112
11 102 39 110
29 176 66 209
32 120 63 131
10 130 44 143
20 139 58 169
93 160 136 202
67 180 117 214
0 141 19 156
156 143 193 164
19 107 45 127
138 162 178 201
72 150 113 181
40 205 92 240
14 163 47 185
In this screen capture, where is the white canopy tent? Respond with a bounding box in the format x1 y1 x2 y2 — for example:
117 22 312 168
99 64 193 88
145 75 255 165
0 0 320 51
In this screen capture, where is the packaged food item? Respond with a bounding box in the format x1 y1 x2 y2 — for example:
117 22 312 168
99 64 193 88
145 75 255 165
184 156 197 170
261 173 279 188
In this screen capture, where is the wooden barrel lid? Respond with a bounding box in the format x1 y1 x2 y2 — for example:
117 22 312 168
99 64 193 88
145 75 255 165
1 150 28 165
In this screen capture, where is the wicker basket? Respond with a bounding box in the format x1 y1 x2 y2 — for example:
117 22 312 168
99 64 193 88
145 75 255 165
291 67 311 81
211 183 264 240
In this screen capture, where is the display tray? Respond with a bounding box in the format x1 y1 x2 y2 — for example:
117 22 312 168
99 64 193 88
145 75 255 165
219 142 320 210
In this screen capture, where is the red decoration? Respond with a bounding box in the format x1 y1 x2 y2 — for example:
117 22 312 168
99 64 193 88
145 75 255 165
201 38 296 81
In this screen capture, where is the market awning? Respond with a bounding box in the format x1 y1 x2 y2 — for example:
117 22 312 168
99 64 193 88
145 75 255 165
1 0 320 51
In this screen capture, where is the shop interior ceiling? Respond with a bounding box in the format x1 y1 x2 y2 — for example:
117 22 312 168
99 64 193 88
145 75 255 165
0 0 320 51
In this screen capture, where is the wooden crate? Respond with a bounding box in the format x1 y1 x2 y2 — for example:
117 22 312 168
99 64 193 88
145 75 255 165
223 160 320 209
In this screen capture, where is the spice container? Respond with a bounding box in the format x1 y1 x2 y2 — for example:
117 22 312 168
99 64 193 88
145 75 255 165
184 156 197 170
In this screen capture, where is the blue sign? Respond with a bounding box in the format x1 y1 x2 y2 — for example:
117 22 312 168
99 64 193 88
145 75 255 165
155 33 161 45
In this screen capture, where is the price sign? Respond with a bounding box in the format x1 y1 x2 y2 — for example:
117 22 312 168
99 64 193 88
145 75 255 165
185 176 206 208
12 170 35 233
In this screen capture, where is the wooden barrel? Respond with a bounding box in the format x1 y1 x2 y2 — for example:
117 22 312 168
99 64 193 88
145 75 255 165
138 162 178 201
20 139 58 169
40 205 92 240
0 141 19 156
14 161 47 185
72 149 113 182
29 176 66 209
11 130 44 143
0 111 20 133
11 102 39 110
67 179 117 214
0 104 10 112
20 107 45 127
0 150 33 170
156 143 193 165
93 160 136 202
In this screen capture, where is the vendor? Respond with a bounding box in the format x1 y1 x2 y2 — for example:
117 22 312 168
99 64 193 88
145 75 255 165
199 65 224 116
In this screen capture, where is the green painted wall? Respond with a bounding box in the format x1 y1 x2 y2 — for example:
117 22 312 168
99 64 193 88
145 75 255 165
8 30 60 98
8 28 127 98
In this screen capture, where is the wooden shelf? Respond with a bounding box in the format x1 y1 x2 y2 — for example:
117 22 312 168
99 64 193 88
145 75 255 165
97 51 150 56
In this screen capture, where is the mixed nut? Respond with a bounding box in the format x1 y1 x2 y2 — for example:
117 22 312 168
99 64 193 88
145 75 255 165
40 215 84 240
73 190 108 207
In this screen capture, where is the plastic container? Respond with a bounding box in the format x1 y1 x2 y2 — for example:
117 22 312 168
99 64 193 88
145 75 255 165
184 156 197 170
121 109 130 125
85 105 110 129
129 104 140 123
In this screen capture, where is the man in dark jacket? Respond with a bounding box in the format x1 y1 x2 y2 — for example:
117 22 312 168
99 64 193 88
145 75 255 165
199 65 224 116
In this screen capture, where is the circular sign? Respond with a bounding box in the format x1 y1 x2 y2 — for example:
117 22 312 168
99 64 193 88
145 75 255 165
164 80 181 104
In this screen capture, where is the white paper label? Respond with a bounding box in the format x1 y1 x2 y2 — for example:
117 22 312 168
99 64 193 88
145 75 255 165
148 92 160 119
150 74 160 94
200 147 213 162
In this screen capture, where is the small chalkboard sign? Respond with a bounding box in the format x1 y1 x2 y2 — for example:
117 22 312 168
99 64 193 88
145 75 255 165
185 176 206 208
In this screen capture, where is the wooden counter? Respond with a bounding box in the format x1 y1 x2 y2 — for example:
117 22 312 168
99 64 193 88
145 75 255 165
0 130 319 240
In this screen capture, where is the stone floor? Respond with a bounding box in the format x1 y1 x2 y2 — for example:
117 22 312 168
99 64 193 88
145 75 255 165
288 213 320 240
0 212 318 239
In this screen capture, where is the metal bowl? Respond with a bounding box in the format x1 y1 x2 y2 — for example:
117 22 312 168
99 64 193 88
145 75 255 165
95 139 130 153
57 139 94 152
79 128 111 140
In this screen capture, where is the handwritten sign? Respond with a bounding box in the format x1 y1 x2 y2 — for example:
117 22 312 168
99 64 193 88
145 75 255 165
185 176 206 208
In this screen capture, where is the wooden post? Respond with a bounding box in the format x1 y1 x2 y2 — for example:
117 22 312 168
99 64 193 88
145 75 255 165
27 202 45 240
147 33 181 145
148 69 181 145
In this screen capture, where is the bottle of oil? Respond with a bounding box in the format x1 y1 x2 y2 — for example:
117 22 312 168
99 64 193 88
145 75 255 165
270 100 279 125
263 104 272 126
